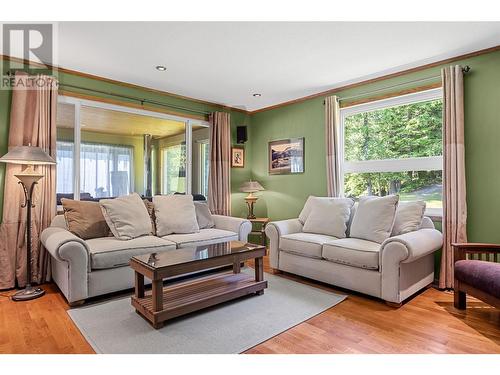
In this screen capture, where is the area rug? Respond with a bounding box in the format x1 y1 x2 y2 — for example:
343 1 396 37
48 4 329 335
67 268 346 353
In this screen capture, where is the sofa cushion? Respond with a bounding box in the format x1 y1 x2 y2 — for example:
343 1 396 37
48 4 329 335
322 238 380 270
302 197 354 238
280 232 338 259
391 201 426 236
162 228 238 248
61 199 110 240
86 236 176 269
455 260 500 299
154 194 200 236
349 195 399 243
194 201 215 229
100 193 153 240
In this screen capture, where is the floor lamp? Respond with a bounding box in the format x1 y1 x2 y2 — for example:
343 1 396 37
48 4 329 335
0 145 56 301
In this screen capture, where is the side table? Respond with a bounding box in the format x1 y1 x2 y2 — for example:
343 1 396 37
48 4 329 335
249 217 270 247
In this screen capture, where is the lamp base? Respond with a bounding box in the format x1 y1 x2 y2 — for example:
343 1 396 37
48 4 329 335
11 285 45 301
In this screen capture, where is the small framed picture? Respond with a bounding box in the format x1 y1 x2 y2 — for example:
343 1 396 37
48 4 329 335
231 147 245 168
269 138 304 175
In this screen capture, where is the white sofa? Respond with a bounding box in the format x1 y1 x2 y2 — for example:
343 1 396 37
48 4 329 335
265 205 443 305
41 214 251 305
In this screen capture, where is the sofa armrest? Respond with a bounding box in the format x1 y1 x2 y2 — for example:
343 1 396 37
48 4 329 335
41 227 90 272
212 215 252 242
381 228 443 264
265 219 303 269
41 226 91 303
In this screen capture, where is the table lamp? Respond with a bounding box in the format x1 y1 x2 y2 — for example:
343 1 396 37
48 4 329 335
0 145 56 301
239 180 265 219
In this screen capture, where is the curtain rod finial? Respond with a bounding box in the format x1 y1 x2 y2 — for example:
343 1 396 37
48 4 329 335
462 65 471 74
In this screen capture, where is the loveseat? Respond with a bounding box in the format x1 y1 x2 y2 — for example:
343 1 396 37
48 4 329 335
265 195 443 305
41 212 251 305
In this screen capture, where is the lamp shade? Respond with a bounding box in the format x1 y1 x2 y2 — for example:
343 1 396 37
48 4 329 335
0 145 55 165
239 180 265 193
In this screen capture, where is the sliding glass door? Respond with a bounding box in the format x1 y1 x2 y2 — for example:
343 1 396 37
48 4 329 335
56 96 210 204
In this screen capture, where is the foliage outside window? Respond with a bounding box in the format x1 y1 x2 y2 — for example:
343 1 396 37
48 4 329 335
341 89 443 210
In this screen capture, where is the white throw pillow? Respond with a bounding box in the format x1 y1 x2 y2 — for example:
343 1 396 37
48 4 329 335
349 195 399 243
154 195 200 236
194 201 215 229
99 193 152 240
391 201 426 236
302 198 354 238
299 196 349 224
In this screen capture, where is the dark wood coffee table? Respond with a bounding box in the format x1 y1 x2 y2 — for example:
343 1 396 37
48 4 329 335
130 241 267 329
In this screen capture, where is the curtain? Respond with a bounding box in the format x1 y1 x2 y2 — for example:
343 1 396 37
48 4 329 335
325 95 341 197
0 73 58 289
439 65 468 289
208 112 231 216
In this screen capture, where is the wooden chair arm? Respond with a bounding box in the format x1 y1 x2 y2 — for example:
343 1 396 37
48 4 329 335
452 243 500 261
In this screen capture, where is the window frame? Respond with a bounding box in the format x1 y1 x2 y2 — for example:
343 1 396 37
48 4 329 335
57 95 209 200
339 88 443 217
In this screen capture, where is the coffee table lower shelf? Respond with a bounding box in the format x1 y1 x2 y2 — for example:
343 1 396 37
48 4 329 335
131 271 267 329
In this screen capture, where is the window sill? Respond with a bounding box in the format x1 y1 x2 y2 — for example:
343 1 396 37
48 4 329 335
425 208 442 222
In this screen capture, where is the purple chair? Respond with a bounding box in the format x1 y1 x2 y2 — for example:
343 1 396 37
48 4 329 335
452 243 500 309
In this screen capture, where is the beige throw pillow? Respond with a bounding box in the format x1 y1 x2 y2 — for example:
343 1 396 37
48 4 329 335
99 193 152 240
391 201 426 236
349 195 399 243
143 199 157 235
302 198 354 238
61 199 110 240
194 201 215 229
154 195 200 236
299 196 352 224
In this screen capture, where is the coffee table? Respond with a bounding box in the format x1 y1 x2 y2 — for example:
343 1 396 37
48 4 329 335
130 241 267 329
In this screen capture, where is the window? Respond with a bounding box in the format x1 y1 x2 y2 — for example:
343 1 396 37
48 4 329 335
56 96 209 204
161 143 187 194
199 141 210 197
340 88 443 213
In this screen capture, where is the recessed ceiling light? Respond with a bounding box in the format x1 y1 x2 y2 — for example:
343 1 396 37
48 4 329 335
252 93 262 97
156 65 167 71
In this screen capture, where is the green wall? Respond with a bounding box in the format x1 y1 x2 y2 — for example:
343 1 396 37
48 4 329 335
0 65 251 222
249 50 500 243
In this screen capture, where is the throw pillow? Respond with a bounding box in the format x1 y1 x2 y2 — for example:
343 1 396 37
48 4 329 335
61 198 110 240
349 195 399 243
391 201 426 236
99 193 153 240
302 198 354 238
194 201 215 229
154 194 200 236
299 196 351 224
143 199 157 235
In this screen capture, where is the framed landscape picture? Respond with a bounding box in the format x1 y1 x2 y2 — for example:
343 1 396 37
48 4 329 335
231 147 245 168
268 138 304 175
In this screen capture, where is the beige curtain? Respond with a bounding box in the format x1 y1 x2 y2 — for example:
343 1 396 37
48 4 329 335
0 73 58 289
325 95 341 197
439 65 468 289
208 112 231 216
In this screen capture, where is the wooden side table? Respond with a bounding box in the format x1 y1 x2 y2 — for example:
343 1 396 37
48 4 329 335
249 218 270 247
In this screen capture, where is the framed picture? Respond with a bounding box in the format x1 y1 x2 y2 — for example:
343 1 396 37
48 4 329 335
231 147 245 168
268 137 304 175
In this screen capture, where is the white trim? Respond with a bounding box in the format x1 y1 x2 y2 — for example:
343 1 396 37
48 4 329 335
344 156 443 173
185 120 193 195
73 102 81 200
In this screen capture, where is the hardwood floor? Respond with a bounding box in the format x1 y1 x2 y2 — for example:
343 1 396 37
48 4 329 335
0 256 499 354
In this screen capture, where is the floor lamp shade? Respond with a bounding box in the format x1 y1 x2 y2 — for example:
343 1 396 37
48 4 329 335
0 145 56 301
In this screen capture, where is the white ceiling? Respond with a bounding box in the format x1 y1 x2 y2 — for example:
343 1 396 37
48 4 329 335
57 22 500 112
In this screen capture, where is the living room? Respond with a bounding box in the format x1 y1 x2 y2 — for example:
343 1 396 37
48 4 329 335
1 1 500 372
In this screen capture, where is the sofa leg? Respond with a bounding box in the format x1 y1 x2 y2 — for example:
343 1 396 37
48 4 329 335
269 268 282 275
69 299 85 307
454 290 466 310
385 301 402 308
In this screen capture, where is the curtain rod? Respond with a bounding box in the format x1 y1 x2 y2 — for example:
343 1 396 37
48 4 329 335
324 65 471 104
5 70 211 116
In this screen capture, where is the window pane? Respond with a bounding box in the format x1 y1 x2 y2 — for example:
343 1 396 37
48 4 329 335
344 99 442 162
56 102 75 202
161 143 186 194
344 170 442 208
191 126 210 199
